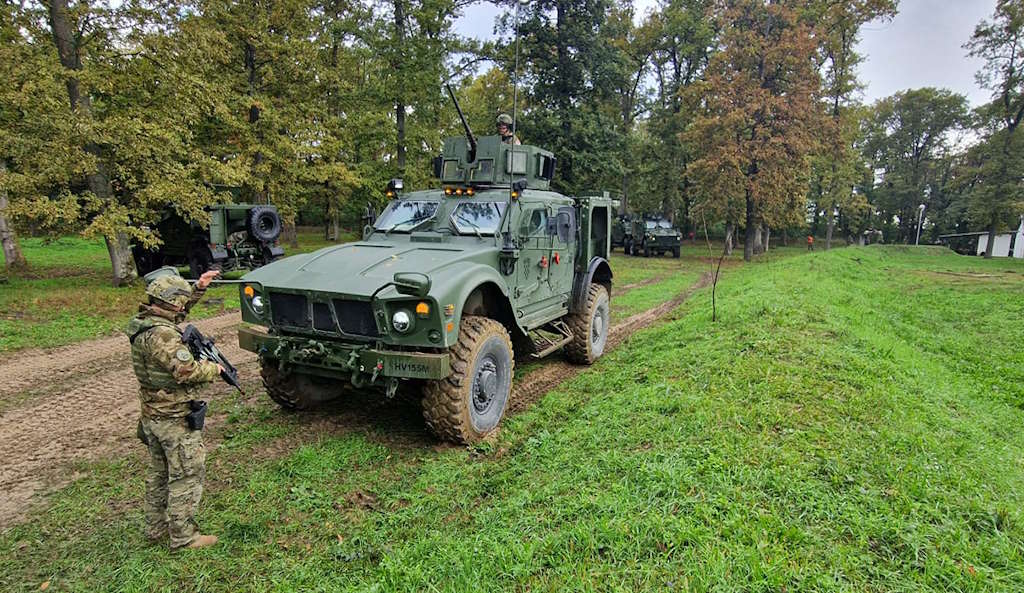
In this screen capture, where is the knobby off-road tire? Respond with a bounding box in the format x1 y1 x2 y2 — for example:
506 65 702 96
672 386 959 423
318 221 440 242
672 247 680 258
247 206 282 243
566 283 610 365
422 316 514 444
261 360 343 410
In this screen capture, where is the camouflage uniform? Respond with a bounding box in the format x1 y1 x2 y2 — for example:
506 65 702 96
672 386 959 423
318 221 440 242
127 273 220 549
497 113 521 145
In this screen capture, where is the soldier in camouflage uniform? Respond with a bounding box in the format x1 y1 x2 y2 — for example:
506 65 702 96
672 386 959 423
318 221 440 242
126 267 223 550
496 113 521 145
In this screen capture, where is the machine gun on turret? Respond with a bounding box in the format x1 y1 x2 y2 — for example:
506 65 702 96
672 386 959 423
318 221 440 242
445 84 477 162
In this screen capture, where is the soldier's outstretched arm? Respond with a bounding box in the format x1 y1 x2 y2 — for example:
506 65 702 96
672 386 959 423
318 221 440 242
185 269 221 312
150 327 221 385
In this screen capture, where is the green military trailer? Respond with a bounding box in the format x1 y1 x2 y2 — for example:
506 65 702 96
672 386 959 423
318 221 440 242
625 215 681 258
610 214 632 251
133 203 285 278
237 133 614 444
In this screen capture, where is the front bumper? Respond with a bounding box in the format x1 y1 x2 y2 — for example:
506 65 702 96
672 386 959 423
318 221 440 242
238 326 450 381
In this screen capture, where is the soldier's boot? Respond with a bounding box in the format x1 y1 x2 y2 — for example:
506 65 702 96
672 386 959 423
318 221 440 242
187 534 219 549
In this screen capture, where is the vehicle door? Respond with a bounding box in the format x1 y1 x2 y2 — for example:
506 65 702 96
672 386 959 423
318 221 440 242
548 205 576 297
514 201 553 312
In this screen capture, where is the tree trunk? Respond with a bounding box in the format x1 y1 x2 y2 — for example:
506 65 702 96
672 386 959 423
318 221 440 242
743 195 755 262
0 159 27 270
752 224 763 255
825 217 835 250
724 222 734 256
333 216 341 243
762 226 770 253
283 221 299 249
105 234 135 283
984 216 998 258
47 0 135 286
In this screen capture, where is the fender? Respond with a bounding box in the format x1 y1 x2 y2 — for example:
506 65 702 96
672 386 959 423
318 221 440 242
433 263 518 344
571 257 613 313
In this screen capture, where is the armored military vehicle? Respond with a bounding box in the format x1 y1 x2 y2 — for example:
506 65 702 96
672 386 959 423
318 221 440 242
625 215 681 258
237 123 614 443
611 214 632 251
133 203 285 278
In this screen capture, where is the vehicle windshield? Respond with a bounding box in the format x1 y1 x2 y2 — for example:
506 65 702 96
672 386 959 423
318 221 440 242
657 220 673 229
374 200 440 232
451 202 507 235
645 220 672 230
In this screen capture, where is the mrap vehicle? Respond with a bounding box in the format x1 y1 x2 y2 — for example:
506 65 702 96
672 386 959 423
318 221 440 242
237 129 614 443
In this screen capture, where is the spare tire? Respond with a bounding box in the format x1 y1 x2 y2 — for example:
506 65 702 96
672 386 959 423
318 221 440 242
247 206 282 243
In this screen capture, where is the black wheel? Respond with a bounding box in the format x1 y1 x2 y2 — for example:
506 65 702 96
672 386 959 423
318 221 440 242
188 244 213 279
247 206 282 243
566 284 610 365
261 360 345 410
643 245 651 257
422 316 514 444
672 247 680 258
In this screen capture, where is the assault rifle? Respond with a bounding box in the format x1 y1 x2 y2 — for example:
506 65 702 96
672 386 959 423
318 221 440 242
181 324 243 394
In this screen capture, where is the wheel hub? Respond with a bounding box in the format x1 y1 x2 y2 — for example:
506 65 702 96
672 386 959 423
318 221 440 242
473 358 498 413
592 315 604 342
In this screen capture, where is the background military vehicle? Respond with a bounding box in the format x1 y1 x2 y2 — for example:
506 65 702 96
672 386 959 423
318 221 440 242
133 203 285 278
610 214 632 251
237 124 614 444
625 215 681 258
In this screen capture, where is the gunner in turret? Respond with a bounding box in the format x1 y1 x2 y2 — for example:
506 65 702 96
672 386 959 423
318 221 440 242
496 113 521 145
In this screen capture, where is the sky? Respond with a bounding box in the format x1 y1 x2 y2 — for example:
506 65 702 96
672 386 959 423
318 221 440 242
454 0 999 107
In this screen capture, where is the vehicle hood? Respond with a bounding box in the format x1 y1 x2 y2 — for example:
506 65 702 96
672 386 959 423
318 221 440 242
242 242 486 297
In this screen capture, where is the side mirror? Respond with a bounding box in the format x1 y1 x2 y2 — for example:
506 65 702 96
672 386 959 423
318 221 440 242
393 272 431 298
432 156 443 178
556 207 575 243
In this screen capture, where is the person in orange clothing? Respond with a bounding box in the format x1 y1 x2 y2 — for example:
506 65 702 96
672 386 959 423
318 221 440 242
807 235 814 251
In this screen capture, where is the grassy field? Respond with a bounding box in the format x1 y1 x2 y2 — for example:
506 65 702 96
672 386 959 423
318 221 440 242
0 231 349 353
1 245 1021 592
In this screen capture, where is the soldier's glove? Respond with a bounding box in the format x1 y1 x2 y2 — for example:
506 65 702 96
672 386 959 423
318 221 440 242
186 400 208 431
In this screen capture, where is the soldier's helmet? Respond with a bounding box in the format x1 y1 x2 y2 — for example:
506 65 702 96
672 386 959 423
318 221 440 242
143 266 192 309
496 113 513 126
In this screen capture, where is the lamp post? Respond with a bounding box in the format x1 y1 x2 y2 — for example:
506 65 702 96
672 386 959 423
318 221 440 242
915 203 926 245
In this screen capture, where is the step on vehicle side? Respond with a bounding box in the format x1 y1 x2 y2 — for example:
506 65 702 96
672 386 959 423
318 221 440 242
625 215 681 258
133 203 286 278
237 132 614 444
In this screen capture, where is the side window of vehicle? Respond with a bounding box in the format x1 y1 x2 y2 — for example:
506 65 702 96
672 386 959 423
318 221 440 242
518 207 548 237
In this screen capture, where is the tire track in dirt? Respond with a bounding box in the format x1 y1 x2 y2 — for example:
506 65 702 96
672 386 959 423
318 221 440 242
0 312 244 400
0 273 711 529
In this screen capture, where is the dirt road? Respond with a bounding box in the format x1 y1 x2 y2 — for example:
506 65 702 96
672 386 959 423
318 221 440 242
0 274 709 528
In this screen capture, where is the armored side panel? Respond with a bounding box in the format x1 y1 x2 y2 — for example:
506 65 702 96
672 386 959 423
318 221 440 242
440 135 556 190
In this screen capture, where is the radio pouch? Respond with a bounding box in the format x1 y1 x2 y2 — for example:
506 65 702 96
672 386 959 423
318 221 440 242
186 400 208 431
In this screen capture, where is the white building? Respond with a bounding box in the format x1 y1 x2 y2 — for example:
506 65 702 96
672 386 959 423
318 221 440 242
976 217 1024 258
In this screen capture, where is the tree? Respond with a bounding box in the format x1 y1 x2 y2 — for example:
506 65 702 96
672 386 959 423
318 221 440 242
862 89 968 243
499 0 624 195
965 0 1024 257
637 0 715 223
809 0 897 249
687 0 822 261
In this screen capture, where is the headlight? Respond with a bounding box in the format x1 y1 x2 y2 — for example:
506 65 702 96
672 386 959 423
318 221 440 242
251 295 264 314
392 310 412 333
